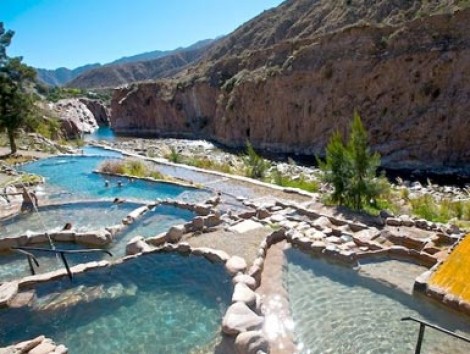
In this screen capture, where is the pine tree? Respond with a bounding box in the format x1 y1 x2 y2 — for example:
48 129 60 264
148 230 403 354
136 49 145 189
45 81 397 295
320 112 385 210
319 131 351 205
0 23 37 154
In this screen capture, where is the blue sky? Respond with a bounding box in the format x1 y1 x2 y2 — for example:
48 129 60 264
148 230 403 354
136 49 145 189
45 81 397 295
1 0 284 69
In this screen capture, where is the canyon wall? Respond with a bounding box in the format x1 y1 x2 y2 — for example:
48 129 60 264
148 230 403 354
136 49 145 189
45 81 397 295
111 9 470 172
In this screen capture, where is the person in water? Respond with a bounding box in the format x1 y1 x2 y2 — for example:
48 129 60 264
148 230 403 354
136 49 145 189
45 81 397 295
20 187 38 212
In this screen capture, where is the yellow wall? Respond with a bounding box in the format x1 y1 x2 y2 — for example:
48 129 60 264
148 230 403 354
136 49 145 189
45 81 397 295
430 235 470 301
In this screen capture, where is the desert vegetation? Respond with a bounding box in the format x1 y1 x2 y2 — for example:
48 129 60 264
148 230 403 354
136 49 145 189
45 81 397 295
98 159 165 180
242 142 271 179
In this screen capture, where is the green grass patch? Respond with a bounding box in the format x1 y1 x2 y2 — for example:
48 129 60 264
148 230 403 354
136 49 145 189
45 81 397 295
269 169 319 193
185 156 232 174
166 147 183 163
410 195 470 223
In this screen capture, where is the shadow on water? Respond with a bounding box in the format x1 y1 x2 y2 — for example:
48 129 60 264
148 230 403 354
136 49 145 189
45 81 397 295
284 248 470 333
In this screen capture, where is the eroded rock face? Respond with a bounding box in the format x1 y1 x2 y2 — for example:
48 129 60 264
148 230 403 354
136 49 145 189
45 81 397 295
79 98 111 127
52 99 98 138
111 9 470 173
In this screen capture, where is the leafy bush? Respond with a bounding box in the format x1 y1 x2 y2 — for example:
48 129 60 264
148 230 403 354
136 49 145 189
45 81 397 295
242 141 270 179
28 117 62 140
99 160 127 175
319 112 389 210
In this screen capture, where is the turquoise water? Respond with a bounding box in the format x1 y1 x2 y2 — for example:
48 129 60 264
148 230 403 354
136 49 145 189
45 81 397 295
85 127 116 141
0 243 106 282
0 253 232 353
0 201 140 237
114 205 195 254
19 155 210 202
285 249 470 354
81 145 122 157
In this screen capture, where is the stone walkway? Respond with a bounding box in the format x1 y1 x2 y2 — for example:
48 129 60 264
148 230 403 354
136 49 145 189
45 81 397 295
183 227 271 265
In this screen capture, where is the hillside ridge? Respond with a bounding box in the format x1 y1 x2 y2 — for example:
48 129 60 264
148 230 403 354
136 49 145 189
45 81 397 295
111 0 470 173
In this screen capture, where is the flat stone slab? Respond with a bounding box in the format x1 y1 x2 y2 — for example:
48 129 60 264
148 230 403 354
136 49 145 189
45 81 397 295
228 220 264 234
0 282 18 308
222 302 263 335
11 336 45 353
191 247 230 263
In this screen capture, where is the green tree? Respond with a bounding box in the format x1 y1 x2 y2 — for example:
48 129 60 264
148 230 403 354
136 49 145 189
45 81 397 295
242 141 270 179
0 23 37 154
320 112 385 210
319 131 352 205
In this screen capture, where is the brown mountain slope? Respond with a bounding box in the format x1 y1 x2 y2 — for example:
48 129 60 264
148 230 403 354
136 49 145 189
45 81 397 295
67 42 217 89
203 0 469 61
111 0 470 173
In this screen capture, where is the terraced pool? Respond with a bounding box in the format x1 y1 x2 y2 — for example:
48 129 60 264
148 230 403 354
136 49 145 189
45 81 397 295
0 253 232 353
0 201 140 237
285 248 470 354
18 154 211 202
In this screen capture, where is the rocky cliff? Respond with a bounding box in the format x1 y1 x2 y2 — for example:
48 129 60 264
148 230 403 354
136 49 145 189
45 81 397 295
79 98 110 126
111 1 470 173
52 99 98 138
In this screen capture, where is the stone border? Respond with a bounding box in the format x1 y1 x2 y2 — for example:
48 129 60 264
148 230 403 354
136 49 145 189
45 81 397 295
0 198 219 251
0 197 219 296
274 200 369 232
268 200 448 268
95 170 203 190
384 214 463 235
0 200 146 250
